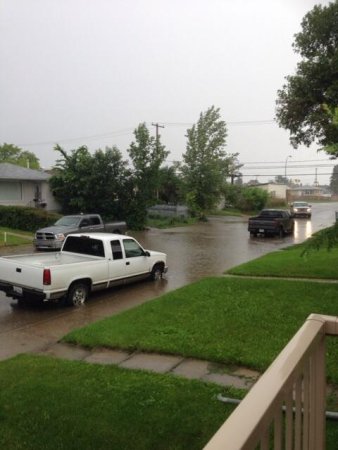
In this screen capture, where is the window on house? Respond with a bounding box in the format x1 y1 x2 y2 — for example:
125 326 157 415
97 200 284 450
0 181 22 200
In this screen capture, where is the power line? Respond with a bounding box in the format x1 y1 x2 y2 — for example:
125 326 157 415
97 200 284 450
14 118 297 148
240 172 333 178
163 119 275 126
242 158 335 164
243 164 334 170
18 128 135 147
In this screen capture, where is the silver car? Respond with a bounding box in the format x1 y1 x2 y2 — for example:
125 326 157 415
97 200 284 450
290 201 312 218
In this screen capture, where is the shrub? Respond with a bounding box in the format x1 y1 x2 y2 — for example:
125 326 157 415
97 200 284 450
223 185 268 212
266 197 288 208
0 206 60 232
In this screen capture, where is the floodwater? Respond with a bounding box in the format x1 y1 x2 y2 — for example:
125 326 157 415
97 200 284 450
0 202 337 360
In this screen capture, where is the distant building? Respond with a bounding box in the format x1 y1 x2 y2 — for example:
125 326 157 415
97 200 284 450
254 183 288 199
0 163 60 211
287 185 331 201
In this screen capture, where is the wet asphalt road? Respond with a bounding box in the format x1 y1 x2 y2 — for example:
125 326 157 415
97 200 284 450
1 202 337 360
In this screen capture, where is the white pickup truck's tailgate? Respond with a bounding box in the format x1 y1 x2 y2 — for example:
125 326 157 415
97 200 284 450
0 257 45 289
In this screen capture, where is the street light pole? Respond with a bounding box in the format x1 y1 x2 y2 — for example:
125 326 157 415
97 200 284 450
285 155 292 180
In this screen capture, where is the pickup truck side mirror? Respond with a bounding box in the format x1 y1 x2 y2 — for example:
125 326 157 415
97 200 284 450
144 251 151 257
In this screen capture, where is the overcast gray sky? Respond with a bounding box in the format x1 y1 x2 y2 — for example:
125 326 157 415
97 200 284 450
0 0 335 185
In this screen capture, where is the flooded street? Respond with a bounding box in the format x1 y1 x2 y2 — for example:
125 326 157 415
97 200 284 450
1 202 337 360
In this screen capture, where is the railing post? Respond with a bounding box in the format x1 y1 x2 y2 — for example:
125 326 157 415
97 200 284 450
309 336 326 450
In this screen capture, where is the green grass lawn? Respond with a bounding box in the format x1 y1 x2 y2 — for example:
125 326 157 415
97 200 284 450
0 354 243 450
63 277 338 383
0 227 33 247
227 244 338 279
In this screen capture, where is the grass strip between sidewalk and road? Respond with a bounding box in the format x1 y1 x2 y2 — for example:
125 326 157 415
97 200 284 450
0 354 243 450
227 244 338 279
63 276 338 383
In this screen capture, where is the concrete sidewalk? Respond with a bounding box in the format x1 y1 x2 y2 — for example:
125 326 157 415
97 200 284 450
37 342 260 390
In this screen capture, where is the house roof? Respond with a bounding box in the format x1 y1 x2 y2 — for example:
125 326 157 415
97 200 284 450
289 186 323 191
256 183 287 187
0 163 50 181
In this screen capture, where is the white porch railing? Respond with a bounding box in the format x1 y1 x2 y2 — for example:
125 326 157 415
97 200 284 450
204 314 338 450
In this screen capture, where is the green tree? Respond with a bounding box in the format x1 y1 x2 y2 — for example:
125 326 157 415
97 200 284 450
0 143 40 169
49 145 130 219
330 165 338 194
181 106 233 214
276 1 338 152
127 123 169 229
323 106 338 156
158 164 184 204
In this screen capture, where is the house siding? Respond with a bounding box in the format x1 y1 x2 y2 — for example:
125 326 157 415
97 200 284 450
0 163 61 211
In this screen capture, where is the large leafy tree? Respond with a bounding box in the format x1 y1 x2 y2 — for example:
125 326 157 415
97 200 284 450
276 1 338 153
49 145 130 219
127 123 169 228
0 143 40 169
181 106 234 213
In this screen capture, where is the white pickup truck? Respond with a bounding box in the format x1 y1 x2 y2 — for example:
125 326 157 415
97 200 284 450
0 233 168 306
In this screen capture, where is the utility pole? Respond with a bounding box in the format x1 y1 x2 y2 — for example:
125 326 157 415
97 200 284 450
151 122 165 145
314 168 319 187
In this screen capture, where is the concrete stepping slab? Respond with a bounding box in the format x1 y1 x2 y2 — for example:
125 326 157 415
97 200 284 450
172 358 210 379
34 343 259 390
203 372 254 389
85 348 130 365
232 367 260 381
120 352 184 373
39 342 91 361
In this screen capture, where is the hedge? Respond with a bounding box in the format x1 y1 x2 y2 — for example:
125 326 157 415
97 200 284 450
0 206 61 232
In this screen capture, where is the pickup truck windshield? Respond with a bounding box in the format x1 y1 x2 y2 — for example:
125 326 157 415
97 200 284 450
55 216 81 226
63 236 104 257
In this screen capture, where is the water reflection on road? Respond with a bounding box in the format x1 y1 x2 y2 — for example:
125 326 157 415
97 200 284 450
0 202 337 360
131 202 336 290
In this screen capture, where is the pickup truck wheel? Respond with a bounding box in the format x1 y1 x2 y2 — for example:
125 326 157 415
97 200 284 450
151 264 163 281
67 283 88 306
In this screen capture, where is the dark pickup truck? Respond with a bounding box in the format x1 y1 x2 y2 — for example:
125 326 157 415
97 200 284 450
34 214 127 250
248 209 294 237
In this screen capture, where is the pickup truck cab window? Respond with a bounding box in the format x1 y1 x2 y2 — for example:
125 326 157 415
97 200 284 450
123 239 145 258
79 219 89 227
90 216 101 226
63 236 104 257
111 240 123 260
